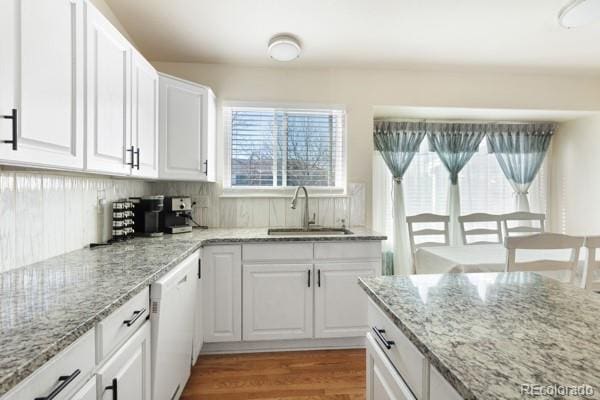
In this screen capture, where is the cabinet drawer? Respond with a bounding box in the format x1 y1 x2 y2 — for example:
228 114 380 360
97 287 149 362
314 241 381 260
243 243 313 262
368 300 427 400
3 330 95 400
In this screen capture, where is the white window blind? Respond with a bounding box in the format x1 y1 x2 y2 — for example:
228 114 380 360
224 106 345 189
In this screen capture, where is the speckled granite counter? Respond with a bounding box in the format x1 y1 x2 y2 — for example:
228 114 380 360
0 227 384 396
359 272 600 400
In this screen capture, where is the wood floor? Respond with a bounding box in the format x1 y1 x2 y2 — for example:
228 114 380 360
181 349 366 400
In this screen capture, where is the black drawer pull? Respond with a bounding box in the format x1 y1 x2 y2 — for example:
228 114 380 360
372 327 395 350
307 269 311 287
105 378 118 400
123 308 146 327
317 269 321 287
135 147 140 170
34 369 80 400
2 108 17 151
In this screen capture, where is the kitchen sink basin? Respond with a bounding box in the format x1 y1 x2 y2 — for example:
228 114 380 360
267 227 354 236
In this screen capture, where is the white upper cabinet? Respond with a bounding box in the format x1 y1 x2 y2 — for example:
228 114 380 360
84 0 131 175
0 0 84 169
159 73 216 181
130 49 158 178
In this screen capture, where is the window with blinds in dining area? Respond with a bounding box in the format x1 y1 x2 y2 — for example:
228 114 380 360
224 106 346 190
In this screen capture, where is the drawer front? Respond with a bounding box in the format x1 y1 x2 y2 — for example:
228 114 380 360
314 241 381 260
243 243 313 262
97 287 150 362
3 330 95 400
368 301 427 400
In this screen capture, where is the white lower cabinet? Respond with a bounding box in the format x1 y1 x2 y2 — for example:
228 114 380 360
366 333 416 400
315 261 379 338
243 263 313 341
193 249 204 362
429 365 462 400
97 322 151 400
203 245 242 342
71 378 97 400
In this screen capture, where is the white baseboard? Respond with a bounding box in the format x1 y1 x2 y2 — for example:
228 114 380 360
200 337 365 354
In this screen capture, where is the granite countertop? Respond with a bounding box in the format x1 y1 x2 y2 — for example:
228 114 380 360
0 227 385 396
359 273 600 400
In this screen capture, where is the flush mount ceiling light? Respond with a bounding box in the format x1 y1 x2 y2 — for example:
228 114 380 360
559 0 600 28
268 34 301 61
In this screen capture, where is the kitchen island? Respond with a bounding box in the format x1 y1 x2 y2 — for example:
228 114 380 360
359 272 600 400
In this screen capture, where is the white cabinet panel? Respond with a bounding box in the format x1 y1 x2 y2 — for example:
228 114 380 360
131 49 158 178
193 250 204 362
85 1 131 175
203 245 242 342
243 263 313 341
97 322 151 400
71 377 97 400
430 365 463 400
366 333 416 400
315 261 379 338
159 73 215 181
0 0 84 169
243 243 313 262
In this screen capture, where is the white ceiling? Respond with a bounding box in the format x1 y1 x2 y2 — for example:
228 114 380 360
373 106 597 122
105 0 600 74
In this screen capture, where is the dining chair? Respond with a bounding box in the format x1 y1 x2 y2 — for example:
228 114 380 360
504 233 585 284
582 236 600 291
458 213 502 245
501 212 546 237
406 213 450 257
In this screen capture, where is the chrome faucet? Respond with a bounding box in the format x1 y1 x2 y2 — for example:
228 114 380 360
290 186 315 231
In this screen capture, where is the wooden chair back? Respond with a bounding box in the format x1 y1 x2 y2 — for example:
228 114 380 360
501 212 545 237
458 213 502 245
406 213 450 256
504 233 584 284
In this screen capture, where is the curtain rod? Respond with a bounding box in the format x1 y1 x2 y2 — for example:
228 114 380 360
373 118 558 125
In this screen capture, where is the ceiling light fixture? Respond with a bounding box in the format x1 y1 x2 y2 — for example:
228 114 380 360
559 0 600 28
268 34 301 62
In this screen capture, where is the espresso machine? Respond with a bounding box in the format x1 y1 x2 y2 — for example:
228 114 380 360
131 195 164 237
160 196 194 234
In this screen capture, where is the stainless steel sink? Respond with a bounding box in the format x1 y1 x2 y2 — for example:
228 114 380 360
267 227 354 236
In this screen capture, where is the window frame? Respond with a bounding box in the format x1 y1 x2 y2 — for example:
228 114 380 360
223 101 348 195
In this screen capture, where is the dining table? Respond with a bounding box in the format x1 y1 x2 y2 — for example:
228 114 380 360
414 243 587 284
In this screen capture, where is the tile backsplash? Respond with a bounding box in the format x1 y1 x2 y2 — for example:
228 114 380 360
0 169 151 273
0 169 367 273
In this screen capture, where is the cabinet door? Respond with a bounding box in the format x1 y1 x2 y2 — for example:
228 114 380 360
315 261 379 338
85 1 131 175
71 377 97 400
203 245 242 342
158 74 208 181
366 333 416 400
0 0 84 169
193 252 204 362
97 322 151 400
243 263 313 341
430 365 463 400
130 49 158 178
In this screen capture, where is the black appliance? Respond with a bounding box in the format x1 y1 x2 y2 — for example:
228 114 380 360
131 195 164 237
160 196 193 234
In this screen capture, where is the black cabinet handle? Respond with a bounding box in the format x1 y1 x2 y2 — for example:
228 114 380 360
126 145 135 167
372 327 395 350
203 160 208 176
135 147 140 170
198 259 202 279
307 270 311 288
317 269 321 287
1 108 17 151
105 378 118 400
34 369 80 400
123 308 146 327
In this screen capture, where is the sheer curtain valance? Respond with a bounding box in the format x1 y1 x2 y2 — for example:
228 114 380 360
373 121 427 274
486 123 555 212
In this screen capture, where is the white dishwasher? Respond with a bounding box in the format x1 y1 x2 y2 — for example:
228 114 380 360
150 251 199 400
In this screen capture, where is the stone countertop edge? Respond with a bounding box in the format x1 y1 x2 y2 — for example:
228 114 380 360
358 278 477 400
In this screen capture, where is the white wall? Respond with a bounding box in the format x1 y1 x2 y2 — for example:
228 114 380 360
551 115 600 235
152 61 600 228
